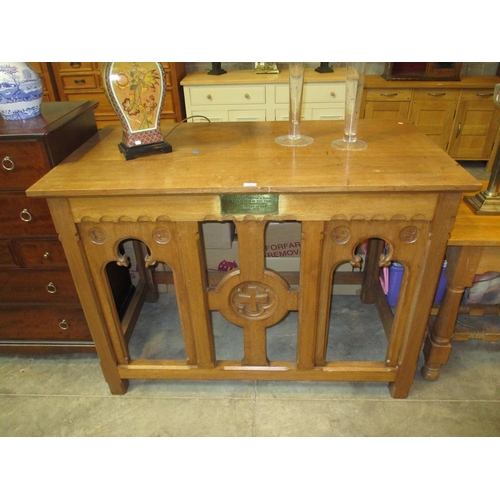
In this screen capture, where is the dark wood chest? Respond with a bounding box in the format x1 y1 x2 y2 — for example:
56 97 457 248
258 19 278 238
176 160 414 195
0 101 133 353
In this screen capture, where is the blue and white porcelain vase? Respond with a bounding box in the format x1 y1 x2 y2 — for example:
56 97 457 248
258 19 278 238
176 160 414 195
0 62 43 120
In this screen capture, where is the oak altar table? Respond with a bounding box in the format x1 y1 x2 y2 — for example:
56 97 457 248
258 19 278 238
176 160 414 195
26 119 480 398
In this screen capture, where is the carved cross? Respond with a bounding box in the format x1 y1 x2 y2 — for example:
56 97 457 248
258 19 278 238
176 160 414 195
234 283 271 316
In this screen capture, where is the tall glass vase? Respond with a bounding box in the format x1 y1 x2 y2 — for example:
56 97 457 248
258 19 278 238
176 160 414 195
331 62 367 150
275 62 313 147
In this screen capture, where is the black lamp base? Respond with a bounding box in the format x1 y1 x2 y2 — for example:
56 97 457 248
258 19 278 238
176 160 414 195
208 63 227 76
118 141 172 161
315 62 333 73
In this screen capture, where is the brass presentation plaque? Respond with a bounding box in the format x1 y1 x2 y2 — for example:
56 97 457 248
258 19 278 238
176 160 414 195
220 194 279 215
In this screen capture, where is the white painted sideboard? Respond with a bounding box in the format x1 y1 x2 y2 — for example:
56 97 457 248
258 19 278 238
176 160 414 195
180 68 346 122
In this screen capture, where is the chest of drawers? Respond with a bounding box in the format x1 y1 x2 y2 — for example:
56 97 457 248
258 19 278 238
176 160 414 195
181 68 346 122
0 101 133 353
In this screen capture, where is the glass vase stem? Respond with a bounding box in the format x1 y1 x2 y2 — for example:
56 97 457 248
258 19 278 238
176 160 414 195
332 62 367 151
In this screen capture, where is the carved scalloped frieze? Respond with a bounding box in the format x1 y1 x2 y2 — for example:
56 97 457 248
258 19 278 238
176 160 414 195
78 214 174 223
329 213 430 222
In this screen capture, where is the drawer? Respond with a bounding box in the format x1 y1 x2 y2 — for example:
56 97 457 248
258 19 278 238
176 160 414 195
0 193 56 237
275 83 345 104
61 74 99 90
0 139 50 191
413 89 461 101
311 107 345 120
0 268 80 303
460 89 496 102
0 305 92 342
54 62 95 72
16 239 69 268
304 83 345 103
365 89 412 101
275 109 311 121
188 85 266 106
227 109 266 122
0 240 17 267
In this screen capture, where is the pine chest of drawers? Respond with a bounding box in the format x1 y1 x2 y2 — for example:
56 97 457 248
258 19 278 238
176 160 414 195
0 101 133 353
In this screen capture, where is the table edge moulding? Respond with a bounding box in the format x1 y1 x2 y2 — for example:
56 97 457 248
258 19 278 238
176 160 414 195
26 119 480 398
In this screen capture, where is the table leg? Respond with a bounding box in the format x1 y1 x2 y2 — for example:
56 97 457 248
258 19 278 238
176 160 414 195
421 246 483 381
47 199 128 394
389 193 461 398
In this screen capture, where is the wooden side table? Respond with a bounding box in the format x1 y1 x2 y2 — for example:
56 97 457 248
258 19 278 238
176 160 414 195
26 120 479 398
422 182 500 380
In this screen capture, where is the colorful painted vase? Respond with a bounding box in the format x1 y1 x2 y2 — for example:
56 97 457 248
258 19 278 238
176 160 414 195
0 63 43 120
101 62 166 148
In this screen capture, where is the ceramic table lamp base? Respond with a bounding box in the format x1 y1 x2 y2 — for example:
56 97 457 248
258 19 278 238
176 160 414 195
101 62 172 160
0 63 43 120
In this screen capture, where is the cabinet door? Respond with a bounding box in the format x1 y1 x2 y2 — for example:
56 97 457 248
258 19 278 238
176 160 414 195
448 89 500 159
409 90 460 150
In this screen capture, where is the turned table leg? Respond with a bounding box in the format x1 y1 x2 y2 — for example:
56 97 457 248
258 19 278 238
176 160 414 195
421 246 483 381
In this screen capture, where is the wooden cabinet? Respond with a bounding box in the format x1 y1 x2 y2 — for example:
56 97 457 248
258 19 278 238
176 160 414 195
181 68 346 122
51 62 186 127
28 62 59 102
362 75 500 164
409 89 460 150
0 101 134 353
449 89 500 160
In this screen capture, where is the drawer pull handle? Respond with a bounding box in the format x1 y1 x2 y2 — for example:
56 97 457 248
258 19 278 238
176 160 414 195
456 122 462 138
2 156 15 170
70 62 81 68
59 319 69 330
381 93 398 97
330 91 336 97
46 282 57 294
244 93 250 99
206 94 212 100
43 252 51 260
428 92 446 96
476 93 493 97
74 79 86 84
20 209 32 222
